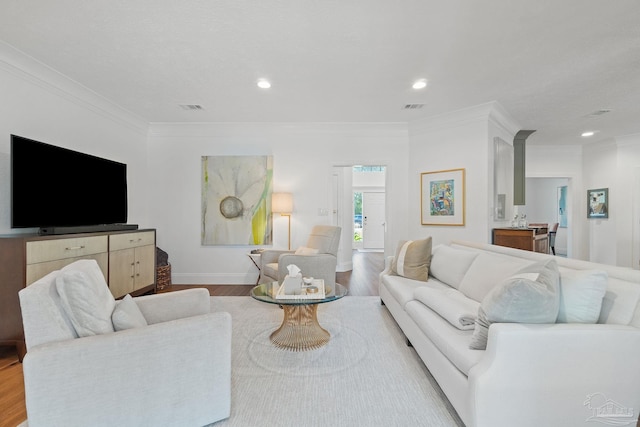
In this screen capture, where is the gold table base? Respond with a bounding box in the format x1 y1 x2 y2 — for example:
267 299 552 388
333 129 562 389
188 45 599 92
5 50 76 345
270 304 330 351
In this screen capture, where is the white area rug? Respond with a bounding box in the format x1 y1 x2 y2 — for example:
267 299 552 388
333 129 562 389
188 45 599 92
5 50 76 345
209 296 464 427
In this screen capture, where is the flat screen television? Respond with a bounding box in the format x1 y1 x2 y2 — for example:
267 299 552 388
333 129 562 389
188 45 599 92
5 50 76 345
11 134 133 234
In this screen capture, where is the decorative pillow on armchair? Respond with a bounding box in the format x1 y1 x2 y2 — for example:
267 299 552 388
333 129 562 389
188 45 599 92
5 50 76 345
391 237 432 282
56 260 116 337
295 246 319 255
469 258 560 350
112 294 148 331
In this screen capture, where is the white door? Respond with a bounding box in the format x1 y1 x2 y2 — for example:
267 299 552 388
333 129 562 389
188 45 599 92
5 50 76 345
363 192 385 249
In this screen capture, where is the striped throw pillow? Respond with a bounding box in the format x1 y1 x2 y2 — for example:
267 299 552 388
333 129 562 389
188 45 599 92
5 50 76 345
391 238 432 281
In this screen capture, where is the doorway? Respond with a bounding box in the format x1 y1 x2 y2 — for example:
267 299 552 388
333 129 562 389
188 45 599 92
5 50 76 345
524 177 571 257
332 165 387 272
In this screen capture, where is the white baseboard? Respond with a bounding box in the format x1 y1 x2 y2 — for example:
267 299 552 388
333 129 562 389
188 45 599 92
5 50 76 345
336 261 353 272
172 273 258 285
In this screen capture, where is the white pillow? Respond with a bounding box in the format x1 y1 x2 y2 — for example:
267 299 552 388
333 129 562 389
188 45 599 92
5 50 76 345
557 270 608 323
56 261 116 337
295 246 319 255
458 254 532 302
469 259 560 350
112 294 148 331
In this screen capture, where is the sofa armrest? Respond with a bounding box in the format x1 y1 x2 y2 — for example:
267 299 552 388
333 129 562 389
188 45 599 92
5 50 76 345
260 249 293 266
133 288 210 324
23 311 232 427
468 323 640 427
381 256 394 276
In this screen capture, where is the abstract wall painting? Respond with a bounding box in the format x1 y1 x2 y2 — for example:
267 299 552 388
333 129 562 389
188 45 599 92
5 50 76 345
202 155 273 245
421 168 465 226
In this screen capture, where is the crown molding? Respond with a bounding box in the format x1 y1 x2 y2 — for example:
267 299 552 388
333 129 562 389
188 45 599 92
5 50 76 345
147 121 408 139
408 101 516 137
0 41 148 135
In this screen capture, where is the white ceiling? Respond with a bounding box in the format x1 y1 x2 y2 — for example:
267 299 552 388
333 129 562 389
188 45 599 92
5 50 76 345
1 0 639 145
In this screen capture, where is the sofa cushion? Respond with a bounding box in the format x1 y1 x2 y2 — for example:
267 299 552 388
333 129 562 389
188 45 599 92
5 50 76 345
557 270 608 323
413 287 479 330
112 294 149 331
55 260 116 337
469 259 560 350
405 300 483 376
599 276 640 326
391 238 432 281
430 245 479 289
458 253 533 302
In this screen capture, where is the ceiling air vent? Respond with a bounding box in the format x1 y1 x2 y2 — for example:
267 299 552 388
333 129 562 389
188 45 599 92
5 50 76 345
403 104 424 110
179 104 204 111
585 109 611 117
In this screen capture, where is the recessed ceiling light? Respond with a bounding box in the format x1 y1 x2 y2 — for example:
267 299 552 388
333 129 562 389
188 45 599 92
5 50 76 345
412 79 427 90
257 79 271 89
581 131 596 137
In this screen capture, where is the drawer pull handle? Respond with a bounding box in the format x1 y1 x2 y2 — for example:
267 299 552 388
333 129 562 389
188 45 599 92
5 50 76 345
65 245 85 251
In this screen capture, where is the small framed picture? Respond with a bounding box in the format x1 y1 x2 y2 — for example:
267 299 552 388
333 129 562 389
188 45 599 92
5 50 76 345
421 168 465 226
587 188 608 219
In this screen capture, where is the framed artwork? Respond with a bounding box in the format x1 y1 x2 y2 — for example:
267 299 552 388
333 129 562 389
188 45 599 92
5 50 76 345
587 188 608 219
201 155 273 245
421 168 465 226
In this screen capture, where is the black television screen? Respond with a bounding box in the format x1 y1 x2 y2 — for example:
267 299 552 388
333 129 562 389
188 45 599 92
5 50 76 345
11 134 128 229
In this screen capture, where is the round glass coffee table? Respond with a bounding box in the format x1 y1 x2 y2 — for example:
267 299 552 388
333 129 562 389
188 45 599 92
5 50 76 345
251 282 347 351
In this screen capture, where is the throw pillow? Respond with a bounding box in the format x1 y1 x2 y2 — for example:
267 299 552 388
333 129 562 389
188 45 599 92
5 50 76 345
56 260 116 337
295 246 319 255
391 237 432 282
556 270 608 323
469 258 560 350
112 294 148 331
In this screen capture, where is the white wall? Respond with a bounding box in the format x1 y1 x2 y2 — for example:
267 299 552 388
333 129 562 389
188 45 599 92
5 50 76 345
582 141 618 265
146 123 408 284
408 102 519 247
0 42 150 235
616 134 640 269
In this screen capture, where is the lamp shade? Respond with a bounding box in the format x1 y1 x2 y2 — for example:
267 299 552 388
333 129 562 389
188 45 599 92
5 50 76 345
272 192 293 214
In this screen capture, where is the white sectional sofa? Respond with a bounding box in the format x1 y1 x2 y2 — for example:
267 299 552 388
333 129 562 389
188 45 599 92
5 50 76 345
379 239 640 427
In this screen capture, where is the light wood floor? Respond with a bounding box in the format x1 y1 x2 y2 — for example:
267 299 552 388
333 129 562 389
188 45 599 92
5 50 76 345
0 250 384 427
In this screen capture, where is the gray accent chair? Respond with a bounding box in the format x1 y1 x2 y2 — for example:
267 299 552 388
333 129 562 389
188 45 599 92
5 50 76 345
18 261 232 427
260 225 342 287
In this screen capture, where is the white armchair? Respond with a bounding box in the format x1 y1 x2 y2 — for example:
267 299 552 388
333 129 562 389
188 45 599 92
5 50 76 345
18 259 231 427
260 225 341 286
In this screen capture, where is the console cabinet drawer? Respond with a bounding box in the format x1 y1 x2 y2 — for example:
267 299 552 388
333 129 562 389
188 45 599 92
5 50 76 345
109 231 155 251
26 236 108 264
26 253 109 286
